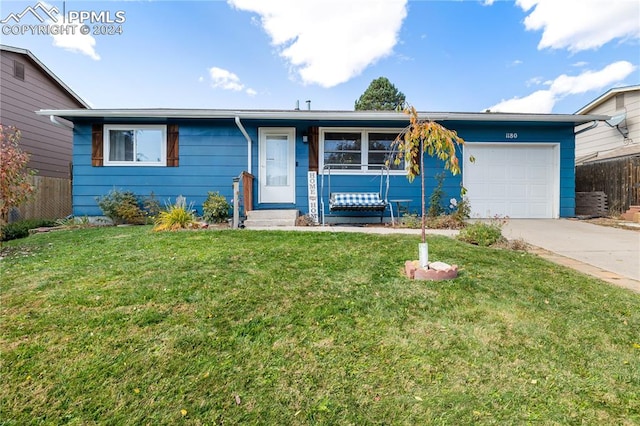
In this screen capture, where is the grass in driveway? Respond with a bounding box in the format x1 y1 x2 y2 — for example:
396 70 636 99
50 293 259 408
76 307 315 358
1 226 639 425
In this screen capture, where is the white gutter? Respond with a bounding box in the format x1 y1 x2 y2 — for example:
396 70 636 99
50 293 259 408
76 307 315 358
234 116 252 172
49 115 74 130
36 108 609 125
574 120 598 135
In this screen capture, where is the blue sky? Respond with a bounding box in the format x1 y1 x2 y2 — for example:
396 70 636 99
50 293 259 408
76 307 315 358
1 0 638 113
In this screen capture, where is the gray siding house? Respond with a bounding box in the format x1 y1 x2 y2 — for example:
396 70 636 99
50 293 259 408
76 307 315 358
575 85 639 164
0 44 89 219
575 85 640 214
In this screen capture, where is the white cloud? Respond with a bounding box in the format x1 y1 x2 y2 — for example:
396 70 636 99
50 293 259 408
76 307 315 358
572 61 588 68
487 61 636 112
228 0 408 87
516 0 640 52
482 0 495 5
487 90 556 114
549 61 636 95
208 66 256 96
209 67 245 91
50 28 100 60
44 3 100 60
509 59 523 67
525 76 543 87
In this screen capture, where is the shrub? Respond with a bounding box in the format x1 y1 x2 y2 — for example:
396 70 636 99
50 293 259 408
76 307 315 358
427 172 446 218
399 213 467 230
399 213 421 229
295 214 316 226
1 219 56 242
202 191 231 223
153 199 196 231
450 196 471 222
96 189 146 225
457 221 505 247
143 192 161 221
425 215 467 229
0 125 35 224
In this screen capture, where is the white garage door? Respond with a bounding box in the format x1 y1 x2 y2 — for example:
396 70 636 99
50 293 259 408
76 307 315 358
463 144 558 219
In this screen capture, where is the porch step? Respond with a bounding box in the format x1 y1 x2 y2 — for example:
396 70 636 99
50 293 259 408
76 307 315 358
621 205 640 222
243 209 298 228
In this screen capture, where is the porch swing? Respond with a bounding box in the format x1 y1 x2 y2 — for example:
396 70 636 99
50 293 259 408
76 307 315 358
319 164 393 226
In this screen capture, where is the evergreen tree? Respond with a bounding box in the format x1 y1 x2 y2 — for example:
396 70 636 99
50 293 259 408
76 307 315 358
354 77 406 111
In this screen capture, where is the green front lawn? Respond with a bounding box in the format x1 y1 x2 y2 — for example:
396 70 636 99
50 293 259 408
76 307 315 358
1 227 638 425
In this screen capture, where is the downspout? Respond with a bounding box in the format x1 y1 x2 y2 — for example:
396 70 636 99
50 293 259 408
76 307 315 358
574 120 598 135
49 115 74 130
234 116 252 172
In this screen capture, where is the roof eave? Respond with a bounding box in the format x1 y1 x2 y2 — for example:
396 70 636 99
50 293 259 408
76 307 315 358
36 108 607 125
575 84 640 115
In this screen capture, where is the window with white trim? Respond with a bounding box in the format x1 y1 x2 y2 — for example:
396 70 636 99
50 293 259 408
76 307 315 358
104 125 166 166
321 128 403 172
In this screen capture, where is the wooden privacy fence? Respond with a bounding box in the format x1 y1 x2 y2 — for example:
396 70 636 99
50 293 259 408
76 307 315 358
14 175 72 221
575 192 607 217
575 155 640 214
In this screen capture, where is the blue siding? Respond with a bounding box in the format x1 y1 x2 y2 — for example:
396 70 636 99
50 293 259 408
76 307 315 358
72 119 577 219
73 124 247 216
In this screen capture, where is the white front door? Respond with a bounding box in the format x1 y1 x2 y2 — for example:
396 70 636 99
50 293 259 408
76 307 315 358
259 128 296 203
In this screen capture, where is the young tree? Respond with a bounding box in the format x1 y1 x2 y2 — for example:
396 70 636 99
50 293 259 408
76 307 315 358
355 77 406 111
0 125 35 224
392 106 468 245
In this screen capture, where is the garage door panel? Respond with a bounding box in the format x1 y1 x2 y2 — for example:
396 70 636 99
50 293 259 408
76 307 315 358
529 184 549 198
509 202 530 218
528 165 550 180
507 184 527 198
490 184 508 197
464 144 557 218
488 168 508 180
529 203 551 217
509 167 527 180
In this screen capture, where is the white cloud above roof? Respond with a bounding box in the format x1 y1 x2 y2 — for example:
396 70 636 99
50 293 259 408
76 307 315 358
208 66 256 96
43 2 100 60
228 0 408 88
487 61 637 113
487 90 556 114
516 0 640 52
548 61 636 95
50 25 100 60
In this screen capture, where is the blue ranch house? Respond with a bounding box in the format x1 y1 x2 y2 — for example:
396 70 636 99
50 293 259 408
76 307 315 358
37 108 607 223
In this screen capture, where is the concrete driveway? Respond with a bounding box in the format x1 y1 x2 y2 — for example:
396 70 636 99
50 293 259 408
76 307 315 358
503 219 640 292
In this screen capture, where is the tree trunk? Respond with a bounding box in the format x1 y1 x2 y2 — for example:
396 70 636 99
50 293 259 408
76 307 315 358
421 137 426 244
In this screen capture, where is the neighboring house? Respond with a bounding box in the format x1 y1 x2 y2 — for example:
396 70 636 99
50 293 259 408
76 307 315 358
0 44 89 219
36 108 605 221
575 85 639 164
575 85 640 213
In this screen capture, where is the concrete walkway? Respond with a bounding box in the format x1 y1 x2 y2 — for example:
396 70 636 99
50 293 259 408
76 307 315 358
502 219 640 293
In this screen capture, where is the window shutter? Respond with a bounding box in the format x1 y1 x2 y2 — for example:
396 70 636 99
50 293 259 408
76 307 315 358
308 126 319 172
167 124 179 167
91 124 103 166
